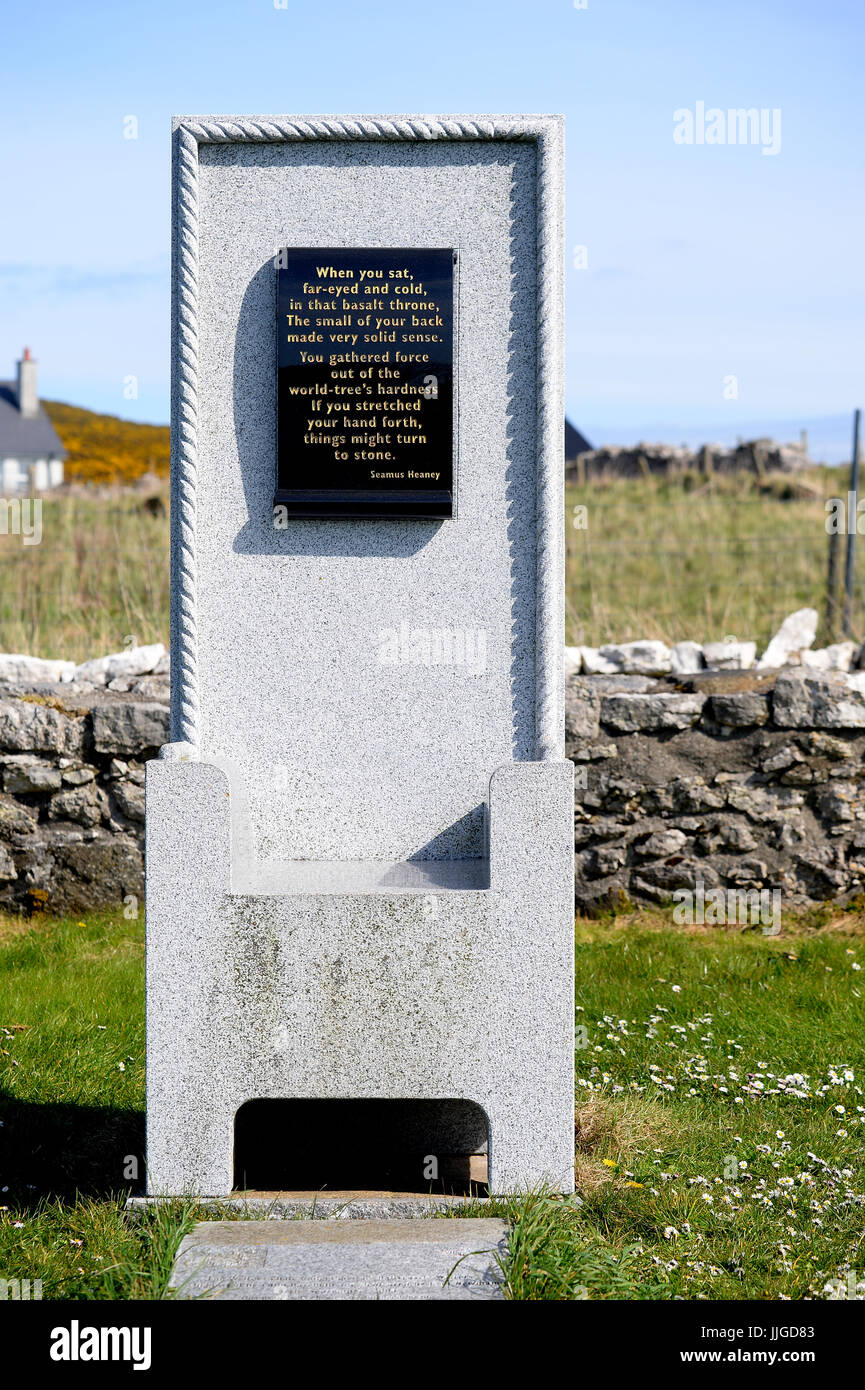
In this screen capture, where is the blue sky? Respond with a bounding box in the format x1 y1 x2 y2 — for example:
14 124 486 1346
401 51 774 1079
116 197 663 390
1 0 862 458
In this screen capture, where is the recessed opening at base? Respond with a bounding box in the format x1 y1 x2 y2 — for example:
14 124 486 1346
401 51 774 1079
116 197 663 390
233 1098 489 1195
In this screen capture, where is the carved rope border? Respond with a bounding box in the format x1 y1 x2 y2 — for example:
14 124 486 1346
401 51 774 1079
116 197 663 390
171 116 565 759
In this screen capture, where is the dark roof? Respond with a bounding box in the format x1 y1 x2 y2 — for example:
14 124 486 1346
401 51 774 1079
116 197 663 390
565 418 592 459
0 383 67 458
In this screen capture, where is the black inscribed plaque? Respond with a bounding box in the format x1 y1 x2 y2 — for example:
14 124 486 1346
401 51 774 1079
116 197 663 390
275 247 454 519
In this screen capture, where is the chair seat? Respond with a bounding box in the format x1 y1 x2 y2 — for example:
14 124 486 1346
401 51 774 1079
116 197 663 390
233 858 491 896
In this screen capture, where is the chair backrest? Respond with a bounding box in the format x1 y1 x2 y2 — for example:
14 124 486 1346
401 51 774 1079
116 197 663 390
171 120 563 865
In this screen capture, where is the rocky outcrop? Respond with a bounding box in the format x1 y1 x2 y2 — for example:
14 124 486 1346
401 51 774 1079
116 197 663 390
0 678 168 914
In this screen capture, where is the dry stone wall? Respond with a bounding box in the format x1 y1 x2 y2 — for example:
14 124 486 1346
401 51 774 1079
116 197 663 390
0 676 169 913
568 437 811 481
568 667 865 914
3 660 865 916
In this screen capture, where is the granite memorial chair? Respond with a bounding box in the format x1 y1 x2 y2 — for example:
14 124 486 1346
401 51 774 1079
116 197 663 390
146 113 574 1196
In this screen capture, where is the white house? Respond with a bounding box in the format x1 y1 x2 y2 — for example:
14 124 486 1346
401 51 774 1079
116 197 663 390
0 349 66 492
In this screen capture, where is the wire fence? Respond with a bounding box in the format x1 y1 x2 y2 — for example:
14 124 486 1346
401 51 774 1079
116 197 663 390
0 478 859 662
565 479 858 651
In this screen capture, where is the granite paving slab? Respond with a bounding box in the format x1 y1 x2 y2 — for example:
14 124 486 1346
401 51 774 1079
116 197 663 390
170 1218 508 1301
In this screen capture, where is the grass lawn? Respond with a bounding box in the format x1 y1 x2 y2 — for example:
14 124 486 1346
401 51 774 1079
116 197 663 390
565 465 858 651
0 491 169 663
0 907 862 1300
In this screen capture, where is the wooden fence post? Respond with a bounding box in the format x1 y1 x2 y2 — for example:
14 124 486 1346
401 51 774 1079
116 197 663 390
842 408 862 638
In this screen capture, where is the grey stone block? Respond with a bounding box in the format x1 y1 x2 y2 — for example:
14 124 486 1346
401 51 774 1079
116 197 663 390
772 669 865 729
91 702 170 756
726 783 804 821
670 640 704 674
713 822 758 852
569 673 657 694
636 858 718 891
761 745 802 773
3 763 62 794
0 794 38 839
702 640 757 670
568 740 617 762
0 700 83 756
600 692 706 733
707 692 770 727
111 781 145 822
583 842 627 877
800 731 859 759
565 678 601 739
596 640 672 675
47 783 106 827
0 843 17 881
633 828 687 859
170 1219 508 1301
761 607 817 668
61 767 96 786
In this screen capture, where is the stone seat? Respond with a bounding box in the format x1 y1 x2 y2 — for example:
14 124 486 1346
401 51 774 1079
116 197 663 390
145 753 573 1196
